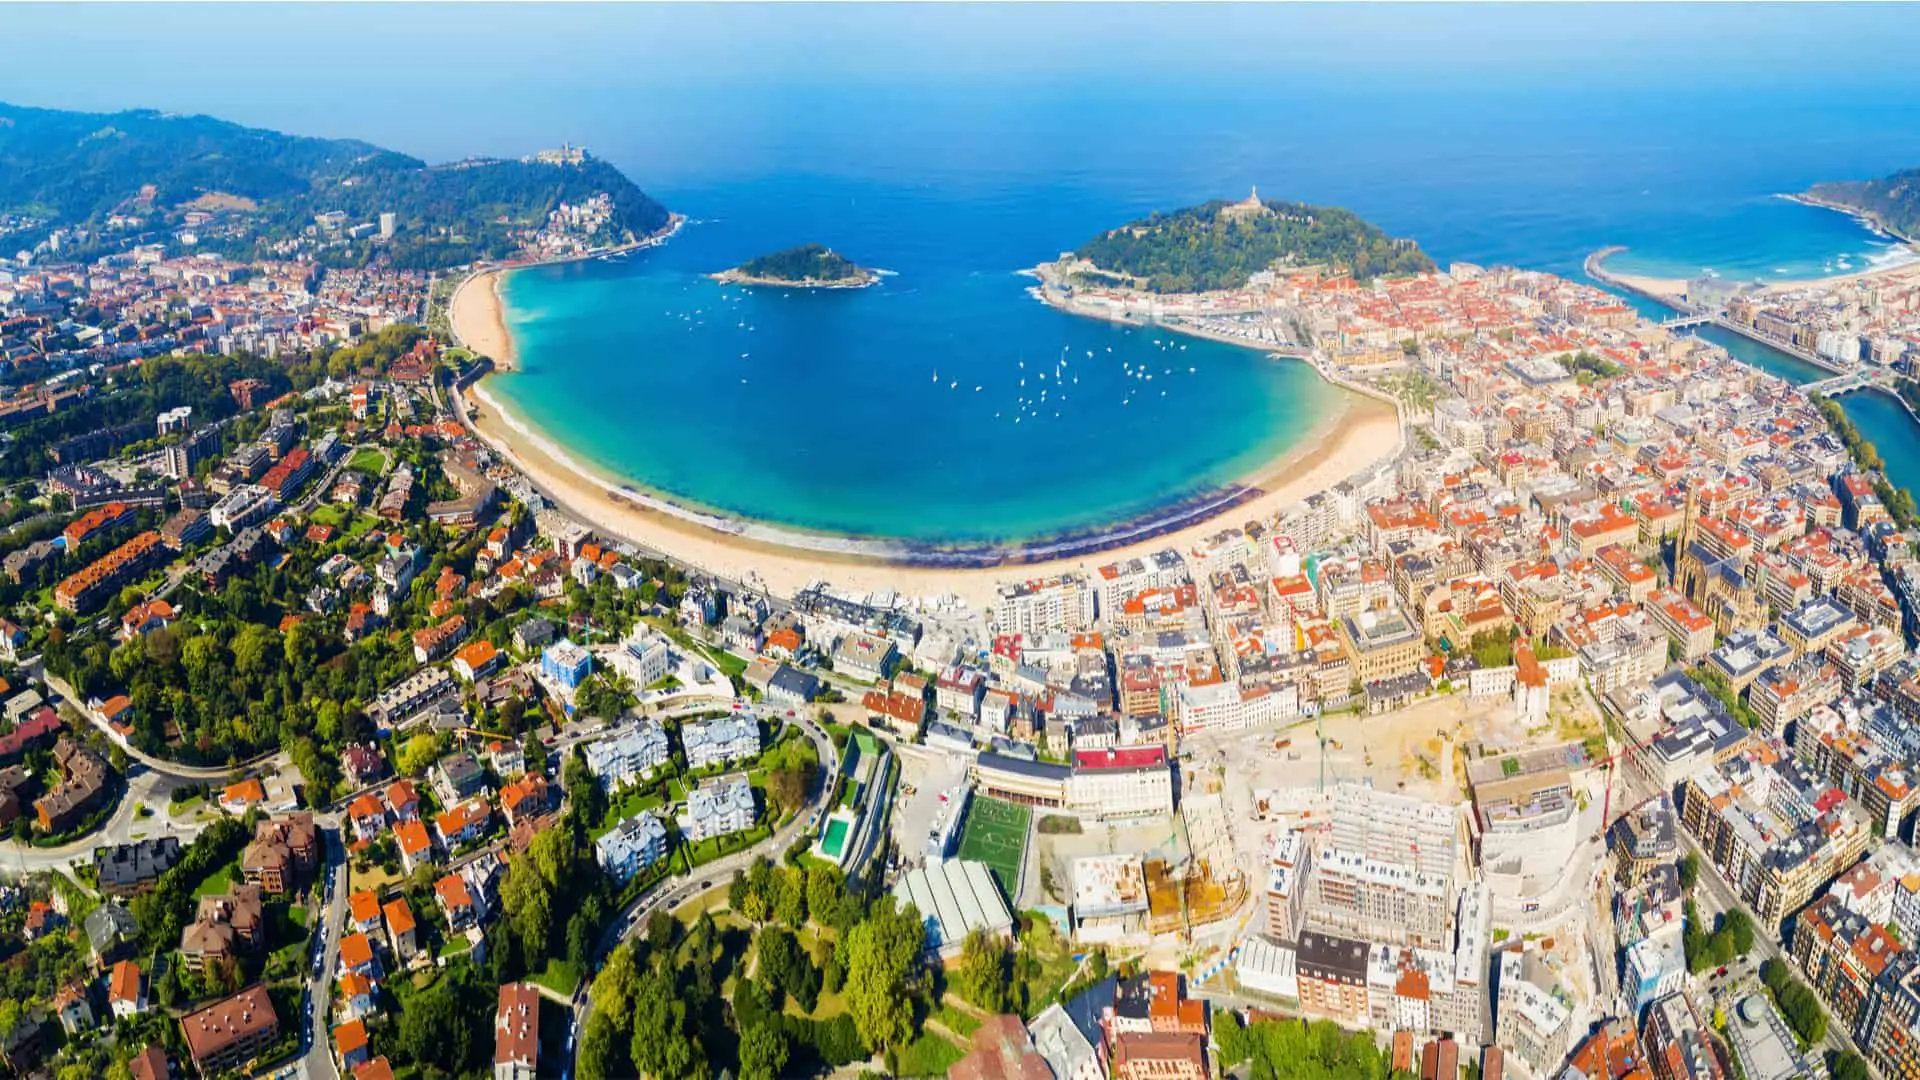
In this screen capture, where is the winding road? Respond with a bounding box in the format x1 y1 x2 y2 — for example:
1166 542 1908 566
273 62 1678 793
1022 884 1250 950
567 711 838 1078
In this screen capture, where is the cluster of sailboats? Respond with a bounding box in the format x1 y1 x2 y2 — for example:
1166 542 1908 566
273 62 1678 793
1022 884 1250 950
931 332 1205 424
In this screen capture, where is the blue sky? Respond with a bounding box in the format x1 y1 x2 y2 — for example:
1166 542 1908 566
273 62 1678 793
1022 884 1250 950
3 4 1919 164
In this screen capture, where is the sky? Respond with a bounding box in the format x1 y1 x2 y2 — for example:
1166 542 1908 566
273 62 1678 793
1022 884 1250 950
4 3 1920 164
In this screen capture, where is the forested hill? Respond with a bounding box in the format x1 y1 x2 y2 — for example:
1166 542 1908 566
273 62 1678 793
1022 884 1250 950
1806 168 1920 242
0 101 672 268
732 244 871 283
1070 193 1435 293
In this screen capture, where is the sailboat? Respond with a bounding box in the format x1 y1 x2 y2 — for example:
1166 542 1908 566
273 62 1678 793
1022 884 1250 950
932 369 939 383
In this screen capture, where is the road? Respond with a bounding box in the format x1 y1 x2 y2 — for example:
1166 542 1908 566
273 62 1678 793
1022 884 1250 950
0 763 211 876
568 711 838 1077
27 658 288 782
1674 827 1873 1069
299 826 350 1080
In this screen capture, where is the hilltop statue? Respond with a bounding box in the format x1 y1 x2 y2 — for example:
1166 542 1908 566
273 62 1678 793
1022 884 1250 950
1224 185 1269 219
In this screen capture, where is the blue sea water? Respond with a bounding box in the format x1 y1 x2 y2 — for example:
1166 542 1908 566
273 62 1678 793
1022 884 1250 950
495 233 1340 542
485 81 1920 540
7 6 1920 542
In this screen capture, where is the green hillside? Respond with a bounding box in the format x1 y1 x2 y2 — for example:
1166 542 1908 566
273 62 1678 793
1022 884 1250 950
1071 191 1434 293
731 244 871 284
1806 168 1920 241
0 100 671 268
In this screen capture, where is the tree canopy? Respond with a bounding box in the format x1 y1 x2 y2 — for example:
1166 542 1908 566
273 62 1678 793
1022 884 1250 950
1072 194 1434 292
1214 1014 1397 1080
1807 168 1920 241
0 99 670 267
729 244 872 285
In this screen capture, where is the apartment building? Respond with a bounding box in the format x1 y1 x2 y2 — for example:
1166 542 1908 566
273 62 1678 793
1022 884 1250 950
181 986 279 1076
54 530 165 613
1336 603 1426 684
1066 746 1174 820
681 715 761 771
1680 743 1872 932
995 575 1096 637
1305 785 1459 950
1296 930 1371 1027
582 721 671 790
1495 948 1573 1077
494 983 539 1080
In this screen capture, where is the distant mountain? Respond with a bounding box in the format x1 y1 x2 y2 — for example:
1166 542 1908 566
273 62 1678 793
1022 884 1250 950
717 243 876 287
1069 189 1434 293
1804 168 1920 242
0 101 671 268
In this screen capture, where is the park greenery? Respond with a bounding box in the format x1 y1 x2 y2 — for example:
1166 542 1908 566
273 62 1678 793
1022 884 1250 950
1214 1013 1415 1080
1692 664 1764 731
1071 195 1434 292
1682 900 1755 973
1466 629 1515 669
0 101 670 268
1760 958 1829 1048
727 244 874 285
576 852 922 1080
1564 349 1626 384
1829 1050 1874 1080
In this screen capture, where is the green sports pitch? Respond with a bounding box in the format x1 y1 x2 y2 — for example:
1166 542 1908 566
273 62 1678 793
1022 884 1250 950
956 796 1031 898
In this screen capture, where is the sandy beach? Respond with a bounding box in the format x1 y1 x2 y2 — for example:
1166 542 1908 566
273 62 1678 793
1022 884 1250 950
449 268 516 370
1603 257 1920 301
448 260 1402 611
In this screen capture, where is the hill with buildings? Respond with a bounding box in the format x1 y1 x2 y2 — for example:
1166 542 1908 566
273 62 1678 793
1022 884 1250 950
1804 167 1920 242
0 101 672 268
1067 188 1435 293
714 243 878 287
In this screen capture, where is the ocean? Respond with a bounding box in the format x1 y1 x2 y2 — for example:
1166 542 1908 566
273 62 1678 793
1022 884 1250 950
477 80 1920 540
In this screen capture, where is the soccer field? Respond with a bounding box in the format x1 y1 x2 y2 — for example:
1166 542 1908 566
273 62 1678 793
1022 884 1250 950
956 796 1030 898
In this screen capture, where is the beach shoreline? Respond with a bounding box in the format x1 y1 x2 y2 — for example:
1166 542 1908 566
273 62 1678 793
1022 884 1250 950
463 378 1396 609
451 243 1403 608
447 213 689 370
449 268 515 369
1588 204 1920 301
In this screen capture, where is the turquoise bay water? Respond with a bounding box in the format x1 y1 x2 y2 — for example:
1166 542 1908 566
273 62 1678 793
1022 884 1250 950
482 82 1920 542
1600 194 1918 283
494 237 1337 542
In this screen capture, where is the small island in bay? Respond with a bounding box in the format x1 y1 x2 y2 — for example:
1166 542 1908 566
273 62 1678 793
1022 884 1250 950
711 243 880 288
1043 187 1435 293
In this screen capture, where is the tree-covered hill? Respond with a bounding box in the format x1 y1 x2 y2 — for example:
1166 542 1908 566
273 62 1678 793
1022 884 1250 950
1071 192 1435 292
1806 168 1920 241
727 243 873 285
0 100 671 267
